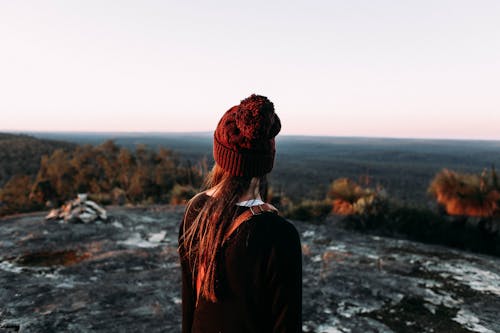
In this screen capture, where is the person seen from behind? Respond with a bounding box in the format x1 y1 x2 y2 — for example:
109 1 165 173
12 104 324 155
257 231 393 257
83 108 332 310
178 94 303 332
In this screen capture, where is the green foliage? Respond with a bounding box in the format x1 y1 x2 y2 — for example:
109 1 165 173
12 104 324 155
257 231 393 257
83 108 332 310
284 200 332 223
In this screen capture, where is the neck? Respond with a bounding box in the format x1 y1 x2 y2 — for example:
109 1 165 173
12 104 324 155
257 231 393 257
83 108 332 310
205 177 262 202
238 177 261 202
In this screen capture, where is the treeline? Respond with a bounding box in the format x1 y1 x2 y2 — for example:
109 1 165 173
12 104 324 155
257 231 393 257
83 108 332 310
279 166 499 220
280 167 500 256
2 132 499 255
0 133 76 188
0 140 203 216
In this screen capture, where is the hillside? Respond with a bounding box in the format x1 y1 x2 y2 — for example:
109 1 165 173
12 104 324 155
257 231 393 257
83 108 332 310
0 133 76 187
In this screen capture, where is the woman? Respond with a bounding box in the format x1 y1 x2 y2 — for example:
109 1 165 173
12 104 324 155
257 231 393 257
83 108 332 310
178 94 302 333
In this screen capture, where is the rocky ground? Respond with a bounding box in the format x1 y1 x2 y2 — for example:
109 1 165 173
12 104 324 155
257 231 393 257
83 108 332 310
1 206 499 333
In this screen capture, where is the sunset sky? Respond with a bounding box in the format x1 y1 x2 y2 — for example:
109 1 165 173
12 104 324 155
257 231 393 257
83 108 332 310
1 1 499 140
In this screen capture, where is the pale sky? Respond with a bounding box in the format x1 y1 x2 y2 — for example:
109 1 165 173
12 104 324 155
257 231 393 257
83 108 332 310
1 0 499 140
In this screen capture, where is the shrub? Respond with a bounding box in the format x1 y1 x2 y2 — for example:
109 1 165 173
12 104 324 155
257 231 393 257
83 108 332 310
284 200 332 223
170 184 198 205
88 192 112 205
111 187 127 205
428 167 500 217
340 203 500 256
328 178 387 215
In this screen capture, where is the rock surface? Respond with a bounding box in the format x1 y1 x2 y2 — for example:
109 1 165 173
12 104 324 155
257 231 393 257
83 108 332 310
1 206 499 333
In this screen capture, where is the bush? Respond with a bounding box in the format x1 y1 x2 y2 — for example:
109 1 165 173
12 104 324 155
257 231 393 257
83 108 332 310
428 167 500 217
170 184 198 205
284 200 332 223
341 205 500 257
328 178 388 215
88 192 112 205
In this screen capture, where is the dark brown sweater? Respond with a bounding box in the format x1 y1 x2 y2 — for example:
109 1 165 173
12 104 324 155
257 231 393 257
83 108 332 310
178 193 302 333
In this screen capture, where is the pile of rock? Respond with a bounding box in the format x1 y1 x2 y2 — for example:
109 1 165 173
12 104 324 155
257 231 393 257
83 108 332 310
46 194 108 223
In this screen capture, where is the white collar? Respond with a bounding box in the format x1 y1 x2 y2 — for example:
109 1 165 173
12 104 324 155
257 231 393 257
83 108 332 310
236 198 265 207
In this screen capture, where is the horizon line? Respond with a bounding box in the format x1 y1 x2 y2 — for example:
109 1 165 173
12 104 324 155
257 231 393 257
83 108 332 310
2 129 500 143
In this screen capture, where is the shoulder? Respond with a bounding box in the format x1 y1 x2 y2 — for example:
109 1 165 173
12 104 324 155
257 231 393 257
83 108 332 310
242 213 302 274
179 191 208 236
187 191 209 210
246 213 301 248
183 192 209 220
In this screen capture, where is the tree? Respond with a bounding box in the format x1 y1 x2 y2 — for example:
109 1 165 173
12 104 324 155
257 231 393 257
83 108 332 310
117 148 135 190
0 175 39 215
127 166 151 202
31 149 76 204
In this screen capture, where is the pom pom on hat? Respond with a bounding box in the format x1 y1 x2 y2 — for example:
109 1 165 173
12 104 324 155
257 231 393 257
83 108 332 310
235 95 280 142
214 94 281 177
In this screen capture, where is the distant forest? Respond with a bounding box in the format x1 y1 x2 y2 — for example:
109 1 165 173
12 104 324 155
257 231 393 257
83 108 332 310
2 132 499 256
0 133 202 216
1 132 500 217
0 133 76 188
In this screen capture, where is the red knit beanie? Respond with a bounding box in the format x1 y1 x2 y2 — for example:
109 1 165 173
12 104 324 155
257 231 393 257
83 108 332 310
213 94 281 177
